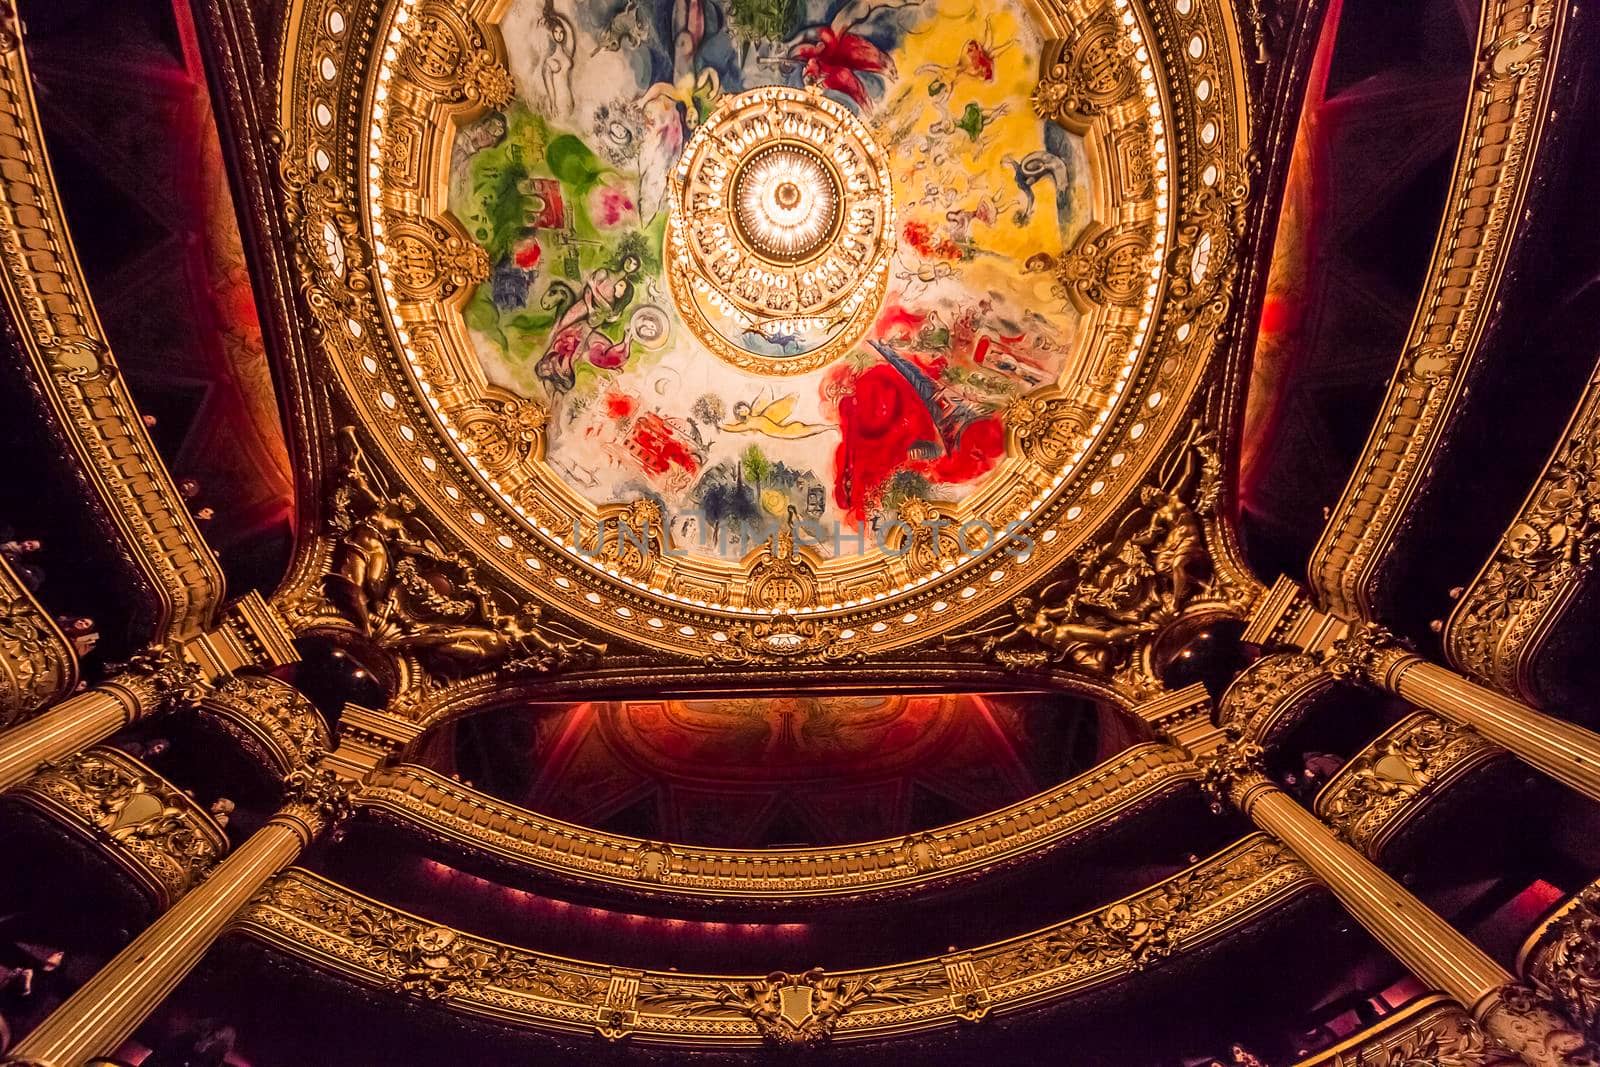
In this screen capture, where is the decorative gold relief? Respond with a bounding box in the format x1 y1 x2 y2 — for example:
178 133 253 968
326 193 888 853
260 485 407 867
1032 11 1140 131
636 967 941 1049
233 835 1312 1046
397 1 514 111
1448 399 1600 699
322 427 605 681
358 743 1195 903
10 747 227 908
1293 994 1517 1066
1166 179 1249 325
281 761 355 831
1055 222 1154 313
1007 392 1094 468
1478 983 1600 1067
1322 621 1422 690
0 553 77 728
114 645 214 713
946 422 1245 694
1315 712 1502 858
200 675 331 775
1523 882 1600 1041
0 34 225 639
381 217 490 304
1197 739 1268 813
1215 650 1325 743
1309 0 1565 620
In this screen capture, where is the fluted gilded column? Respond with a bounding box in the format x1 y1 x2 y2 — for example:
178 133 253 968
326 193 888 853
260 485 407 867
3 765 351 1067
1327 623 1600 804
0 647 208 792
1201 742 1594 1066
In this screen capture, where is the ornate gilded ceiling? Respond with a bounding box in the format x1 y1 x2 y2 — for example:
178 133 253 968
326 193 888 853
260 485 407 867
273 0 1262 686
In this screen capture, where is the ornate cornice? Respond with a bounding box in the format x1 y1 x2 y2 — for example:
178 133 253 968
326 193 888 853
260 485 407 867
1446 371 1600 702
357 743 1196 905
0 29 226 640
1314 711 1504 859
1308 0 1567 620
0 550 76 728
231 834 1312 1047
7 746 228 910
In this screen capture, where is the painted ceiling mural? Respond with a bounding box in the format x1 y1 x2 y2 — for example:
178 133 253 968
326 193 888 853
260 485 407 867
284 0 1221 664
449 0 1096 560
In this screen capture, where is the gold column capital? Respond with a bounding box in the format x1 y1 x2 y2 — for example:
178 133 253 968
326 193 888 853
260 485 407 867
1197 739 1272 814
106 644 214 718
1322 621 1423 689
277 762 354 844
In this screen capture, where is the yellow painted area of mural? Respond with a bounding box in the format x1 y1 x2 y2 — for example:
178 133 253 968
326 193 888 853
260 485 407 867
878 3 1067 310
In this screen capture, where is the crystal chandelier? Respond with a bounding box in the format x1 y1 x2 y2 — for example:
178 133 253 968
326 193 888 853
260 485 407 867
667 85 895 374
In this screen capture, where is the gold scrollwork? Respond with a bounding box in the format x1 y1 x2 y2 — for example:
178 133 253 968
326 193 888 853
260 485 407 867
1523 880 1600 1042
1033 11 1140 131
397 1 515 111
201 675 331 775
11 747 227 908
1314 712 1501 858
233 835 1311 1047
1055 222 1155 313
1294 994 1517 1066
1448 409 1600 699
0 553 77 728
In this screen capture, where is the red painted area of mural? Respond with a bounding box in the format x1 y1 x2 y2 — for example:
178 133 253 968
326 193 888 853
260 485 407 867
604 391 638 420
902 218 963 261
627 412 700 478
826 349 1006 522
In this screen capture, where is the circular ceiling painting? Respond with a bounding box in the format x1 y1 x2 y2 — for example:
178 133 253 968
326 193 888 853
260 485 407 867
442 0 1114 577
303 0 1227 652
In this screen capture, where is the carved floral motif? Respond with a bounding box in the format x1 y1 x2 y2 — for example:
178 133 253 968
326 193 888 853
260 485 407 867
1526 882 1600 1041
203 675 330 775
1450 423 1600 695
14 747 226 906
1315 713 1498 857
0 559 76 727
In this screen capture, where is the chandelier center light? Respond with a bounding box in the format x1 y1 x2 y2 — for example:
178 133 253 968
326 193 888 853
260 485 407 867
667 85 895 375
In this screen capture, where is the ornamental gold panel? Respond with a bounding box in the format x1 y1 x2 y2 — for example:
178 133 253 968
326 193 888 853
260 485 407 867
358 741 1195 903
232 834 1312 1047
1314 711 1504 859
8 746 229 910
0 552 77 729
